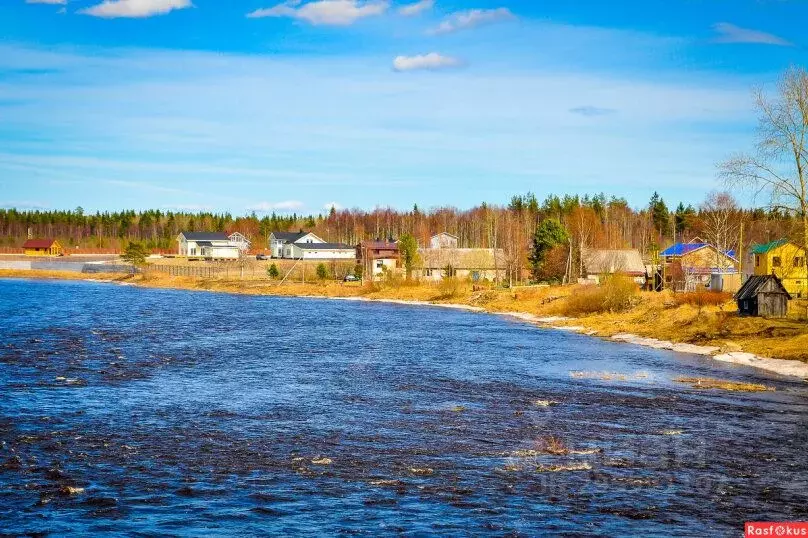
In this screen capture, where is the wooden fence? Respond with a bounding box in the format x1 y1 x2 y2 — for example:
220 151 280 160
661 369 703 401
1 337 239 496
145 264 221 278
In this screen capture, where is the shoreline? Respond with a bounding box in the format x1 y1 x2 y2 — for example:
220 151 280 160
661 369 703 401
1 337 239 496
3 269 808 380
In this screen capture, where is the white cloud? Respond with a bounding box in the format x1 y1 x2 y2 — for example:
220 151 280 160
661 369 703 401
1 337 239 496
398 0 431 16
247 0 388 25
429 7 514 35
712 23 792 46
249 201 305 212
25 0 67 4
393 52 462 72
79 0 192 18
323 201 343 211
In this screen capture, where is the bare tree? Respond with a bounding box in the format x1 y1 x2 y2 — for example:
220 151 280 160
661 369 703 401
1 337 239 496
719 67 808 250
700 191 742 271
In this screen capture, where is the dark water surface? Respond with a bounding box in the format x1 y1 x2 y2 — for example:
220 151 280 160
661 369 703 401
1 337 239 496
1 278 807 536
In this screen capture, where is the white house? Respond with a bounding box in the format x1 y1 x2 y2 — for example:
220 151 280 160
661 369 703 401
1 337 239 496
177 232 240 260
269 231 324 258
430 232 459 249
269 231 355 260
227 232 251 252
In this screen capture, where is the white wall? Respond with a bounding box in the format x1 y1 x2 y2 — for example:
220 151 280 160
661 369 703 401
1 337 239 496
203 246 240 259
372 258 397 275
301 249 356 260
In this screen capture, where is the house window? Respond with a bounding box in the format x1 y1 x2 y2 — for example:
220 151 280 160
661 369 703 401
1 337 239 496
772 256 781 268
190 248 197 256
795 257 804 268
755 255 760 267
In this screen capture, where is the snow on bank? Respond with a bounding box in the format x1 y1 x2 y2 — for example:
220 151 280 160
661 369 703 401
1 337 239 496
497 313 808 380
712 352 808 378
611 333 720 356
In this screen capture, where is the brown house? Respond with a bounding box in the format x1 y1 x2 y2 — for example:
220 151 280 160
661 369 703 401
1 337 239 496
358 241 400 280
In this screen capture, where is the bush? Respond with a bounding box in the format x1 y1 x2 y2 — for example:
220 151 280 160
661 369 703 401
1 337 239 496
560 274 638 315
601 274 639 312
435 277 463 299
316 263 329 280
353 263 364 280
267 264 280 279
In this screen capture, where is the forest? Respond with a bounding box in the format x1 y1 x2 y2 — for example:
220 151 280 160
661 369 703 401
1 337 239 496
0 190 799 284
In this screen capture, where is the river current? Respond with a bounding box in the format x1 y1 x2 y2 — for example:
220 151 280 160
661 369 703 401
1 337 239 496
1 278 807 536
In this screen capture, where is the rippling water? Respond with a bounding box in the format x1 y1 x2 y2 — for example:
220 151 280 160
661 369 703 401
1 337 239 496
1 278 807 536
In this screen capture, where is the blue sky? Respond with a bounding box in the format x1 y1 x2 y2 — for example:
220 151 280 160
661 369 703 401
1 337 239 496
1 0 806 214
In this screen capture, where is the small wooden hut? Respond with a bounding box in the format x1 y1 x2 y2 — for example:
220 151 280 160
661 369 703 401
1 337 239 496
23 239 64 257
734 275 791 318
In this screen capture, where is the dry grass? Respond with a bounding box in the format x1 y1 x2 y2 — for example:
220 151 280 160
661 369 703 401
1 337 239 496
673 376 774 392
555 275 638 315
672 290 733 308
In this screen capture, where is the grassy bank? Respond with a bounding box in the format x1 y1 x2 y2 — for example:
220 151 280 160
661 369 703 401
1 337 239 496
2 268 807 364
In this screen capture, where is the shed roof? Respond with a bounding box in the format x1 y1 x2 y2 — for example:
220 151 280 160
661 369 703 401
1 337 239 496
180 232 230 241
583 249 646 276
23 239 58 249
735 274 792 301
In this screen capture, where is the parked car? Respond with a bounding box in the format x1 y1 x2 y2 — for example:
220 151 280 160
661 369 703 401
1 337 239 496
256 253 270 260
343 274 360 282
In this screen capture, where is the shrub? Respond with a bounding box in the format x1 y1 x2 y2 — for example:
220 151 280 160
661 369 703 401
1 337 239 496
353 263 364 280
435 277 463 299
560 274 638 315
601 274 639 312
316 263 329 280
267 264 280 279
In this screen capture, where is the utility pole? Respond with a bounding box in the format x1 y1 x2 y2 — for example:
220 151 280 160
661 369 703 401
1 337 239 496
738 223 744 279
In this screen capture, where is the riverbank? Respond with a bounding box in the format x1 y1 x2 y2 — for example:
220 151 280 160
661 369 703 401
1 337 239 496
3 268 808 378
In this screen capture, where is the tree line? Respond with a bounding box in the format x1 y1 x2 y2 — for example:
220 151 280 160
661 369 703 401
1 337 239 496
0 191 800 284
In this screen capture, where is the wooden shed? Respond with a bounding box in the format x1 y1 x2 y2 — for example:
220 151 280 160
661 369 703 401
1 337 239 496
23 239 64 257
734 275 791 318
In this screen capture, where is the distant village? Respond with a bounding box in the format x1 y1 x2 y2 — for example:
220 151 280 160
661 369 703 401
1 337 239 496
18 227 800 319
174 230 506 283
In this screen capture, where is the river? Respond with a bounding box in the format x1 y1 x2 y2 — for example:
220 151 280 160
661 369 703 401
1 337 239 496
1 278 807 536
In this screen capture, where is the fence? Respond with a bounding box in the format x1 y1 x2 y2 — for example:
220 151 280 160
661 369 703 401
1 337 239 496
145 264 221 278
